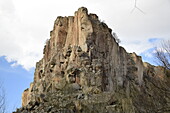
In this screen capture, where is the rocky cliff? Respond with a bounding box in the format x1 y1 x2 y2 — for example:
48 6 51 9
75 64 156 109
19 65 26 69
15 7 170 113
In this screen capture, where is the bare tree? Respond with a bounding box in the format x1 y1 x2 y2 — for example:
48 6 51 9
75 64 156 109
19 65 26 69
155 40 170 70
112 32 121 44
0 83 6 113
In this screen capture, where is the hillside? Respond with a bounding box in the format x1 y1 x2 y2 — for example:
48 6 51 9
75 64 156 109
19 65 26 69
14 7 170 113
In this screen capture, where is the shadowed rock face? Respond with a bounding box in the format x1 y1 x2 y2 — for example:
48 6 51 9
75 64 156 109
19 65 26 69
15 7 170 113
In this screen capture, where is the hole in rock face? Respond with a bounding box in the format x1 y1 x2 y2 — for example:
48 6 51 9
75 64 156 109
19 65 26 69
66 52 71 57
81 26 85 30
50 69 53 73
38 70 43 79
109 101 118 105
50 61 56 68
77 47 82 53
68 74 76 83
60 61 64 64
61 71 65 75
40 70 43 73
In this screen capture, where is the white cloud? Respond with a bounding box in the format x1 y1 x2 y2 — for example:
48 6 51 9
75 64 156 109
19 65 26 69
144 52 153 58
0 0 170 70
0 0 46 70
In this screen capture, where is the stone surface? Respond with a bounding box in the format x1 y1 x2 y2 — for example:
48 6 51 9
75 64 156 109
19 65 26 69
14 7 170 113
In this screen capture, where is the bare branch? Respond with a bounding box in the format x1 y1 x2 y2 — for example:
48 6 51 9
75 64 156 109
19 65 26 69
155 40 170 70
112 32 121 44
0 83 6 113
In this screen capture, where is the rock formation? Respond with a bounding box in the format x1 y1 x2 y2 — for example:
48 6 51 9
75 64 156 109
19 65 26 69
14 7 170 113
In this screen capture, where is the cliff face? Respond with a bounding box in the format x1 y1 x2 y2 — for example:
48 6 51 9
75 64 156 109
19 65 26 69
15 7 170 113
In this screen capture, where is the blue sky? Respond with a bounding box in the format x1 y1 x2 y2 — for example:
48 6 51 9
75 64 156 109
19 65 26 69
0 0 170 112
139 38 161 65
0 56 34 112
140 47 157 65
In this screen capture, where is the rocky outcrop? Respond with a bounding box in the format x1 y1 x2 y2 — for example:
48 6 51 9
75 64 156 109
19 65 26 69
14 7 170 113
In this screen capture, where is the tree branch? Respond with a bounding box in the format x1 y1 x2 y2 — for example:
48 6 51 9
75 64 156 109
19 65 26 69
155 40 170 70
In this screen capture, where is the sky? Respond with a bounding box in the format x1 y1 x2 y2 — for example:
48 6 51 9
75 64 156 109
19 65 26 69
0 0 170 112
0 56 34 112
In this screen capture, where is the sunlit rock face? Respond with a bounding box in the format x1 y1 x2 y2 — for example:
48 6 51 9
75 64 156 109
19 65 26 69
15 7 170 113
